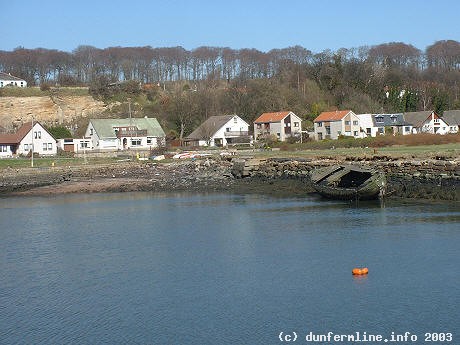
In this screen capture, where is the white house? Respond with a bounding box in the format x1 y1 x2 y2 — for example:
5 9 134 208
57 138 93 153
0 121 57 157
403 111 450 134
185 114 251 147
439 110 460 134
314 110 362 140
357 113 412 137
0 72 27 88
253 111 302 142
85 117 166 151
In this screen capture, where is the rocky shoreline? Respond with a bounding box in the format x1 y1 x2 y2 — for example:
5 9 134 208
1 156 459 201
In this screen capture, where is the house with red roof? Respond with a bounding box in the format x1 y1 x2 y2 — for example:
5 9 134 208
313 110 362 140
0 121 57 158
253 111 302 142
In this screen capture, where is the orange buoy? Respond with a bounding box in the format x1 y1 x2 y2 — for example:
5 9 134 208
352 267 369 275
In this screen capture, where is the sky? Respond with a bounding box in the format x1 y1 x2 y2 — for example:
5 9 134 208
1 0 460 53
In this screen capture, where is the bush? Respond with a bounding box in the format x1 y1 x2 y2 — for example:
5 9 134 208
47 126 72 139
40 83 51 91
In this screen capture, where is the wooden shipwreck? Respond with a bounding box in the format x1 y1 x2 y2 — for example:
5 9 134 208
310 165 386 200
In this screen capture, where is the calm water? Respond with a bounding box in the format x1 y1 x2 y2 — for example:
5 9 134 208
0 192 459 344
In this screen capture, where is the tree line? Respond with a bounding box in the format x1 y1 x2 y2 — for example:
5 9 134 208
1 41 460 138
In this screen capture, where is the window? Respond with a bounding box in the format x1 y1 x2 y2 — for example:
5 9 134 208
317 122 322 127
366 128 371 134
80 142 88 149
353 131 358 136
325 126 331 135
434 119 440 123
233 117 237 123
378 128 384 134
376 116 384 123
43 143 48 151
48 143 52 150
24 144 29 151
90 128 93 135
294 122 299 127
147 137 153 145
353 120 358 125
0 145 7 152
226 127 231 132
404 126 411 132
345 121 350 125
131 139 141 146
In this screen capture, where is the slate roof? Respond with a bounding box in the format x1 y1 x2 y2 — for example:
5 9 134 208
186 115 236 140
0 72 25 81
372 113 406 126
442 110 460 125
89 117 165 138
254 111 292 123
314 110 352 122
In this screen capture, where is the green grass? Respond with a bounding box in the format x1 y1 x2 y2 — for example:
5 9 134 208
254 142 460 159
0 87 89 97
0 156 119 170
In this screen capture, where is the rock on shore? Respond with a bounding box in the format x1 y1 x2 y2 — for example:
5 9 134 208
1 156 459 201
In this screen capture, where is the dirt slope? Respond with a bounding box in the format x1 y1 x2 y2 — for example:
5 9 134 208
0 95 107 130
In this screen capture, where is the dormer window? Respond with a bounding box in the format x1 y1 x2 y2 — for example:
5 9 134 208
376 116 384 123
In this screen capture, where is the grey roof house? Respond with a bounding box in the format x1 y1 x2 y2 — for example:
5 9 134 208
403 111 451 134
441 110 460 133
85 117 166 151
0 72 27 88
185 114 251 147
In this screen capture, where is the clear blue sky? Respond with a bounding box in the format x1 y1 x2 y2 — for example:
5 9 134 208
1 0 459 53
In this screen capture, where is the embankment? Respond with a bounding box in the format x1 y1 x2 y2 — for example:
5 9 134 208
1 156 459 201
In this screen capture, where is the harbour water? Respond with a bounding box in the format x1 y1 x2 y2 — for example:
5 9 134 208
1 192 459 344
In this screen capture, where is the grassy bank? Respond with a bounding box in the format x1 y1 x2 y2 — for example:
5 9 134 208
0 87 89 97
0 157 119 170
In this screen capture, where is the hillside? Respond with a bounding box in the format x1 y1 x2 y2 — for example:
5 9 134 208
0 94 107 131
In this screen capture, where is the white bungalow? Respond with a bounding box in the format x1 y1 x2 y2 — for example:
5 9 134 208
357 113 411 137
85 117 166 151
184 114 251 147
441 110 460 134
403 111 449 134
0 72 27 88
0 121 57 157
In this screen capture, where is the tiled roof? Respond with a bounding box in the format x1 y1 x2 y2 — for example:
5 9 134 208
0 122 33 144
254 111 291 123
314 110 351 122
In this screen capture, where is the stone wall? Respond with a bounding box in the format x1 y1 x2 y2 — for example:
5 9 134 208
236 158 460 201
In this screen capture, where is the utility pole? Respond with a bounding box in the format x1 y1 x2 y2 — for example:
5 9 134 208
30 115 34 168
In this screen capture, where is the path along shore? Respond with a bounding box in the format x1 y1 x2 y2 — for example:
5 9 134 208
1 156 459 201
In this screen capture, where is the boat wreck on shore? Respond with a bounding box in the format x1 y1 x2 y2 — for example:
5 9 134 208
310 165 386 200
